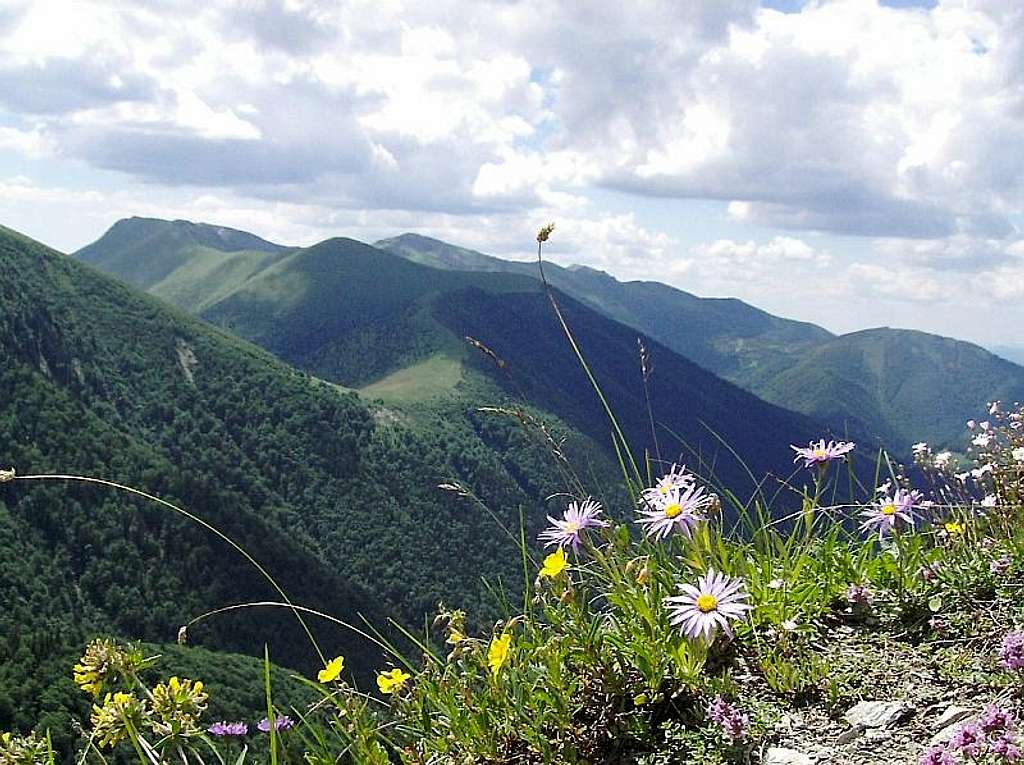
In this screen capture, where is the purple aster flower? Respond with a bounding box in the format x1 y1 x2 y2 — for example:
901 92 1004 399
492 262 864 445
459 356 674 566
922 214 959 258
993 731 1023 762
665 569 752 642
538 498 608 552
918 746 956 765
791 439 855 468
991 557 1011 576
636 483 712 541
979 704 1015 735
707 695 749 740
641 464 696 505
208 721 248 736
1000 631 1024 671
257 715 295 733
860 488 920 537
949 721 985 757
846 583 872 607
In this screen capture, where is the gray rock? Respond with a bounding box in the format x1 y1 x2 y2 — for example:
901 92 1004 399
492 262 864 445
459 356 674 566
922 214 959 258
764 747 816 765
844 700 911 729
835 725 865 745
933 705 972 730
930 706 974 746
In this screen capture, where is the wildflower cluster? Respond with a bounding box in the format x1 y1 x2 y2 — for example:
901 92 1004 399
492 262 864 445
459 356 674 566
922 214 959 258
10 393 1024 764
73 638 149 698
0 731 50 765
920 705 1020 764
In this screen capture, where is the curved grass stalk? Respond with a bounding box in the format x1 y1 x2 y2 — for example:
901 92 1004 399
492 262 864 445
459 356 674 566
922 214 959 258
534 231 643 489
12 474 325 665
185 602 390 660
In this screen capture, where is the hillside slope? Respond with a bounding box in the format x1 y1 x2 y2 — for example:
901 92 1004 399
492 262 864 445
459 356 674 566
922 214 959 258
78 221 830 496
376 234 1024 451
0 223 616 739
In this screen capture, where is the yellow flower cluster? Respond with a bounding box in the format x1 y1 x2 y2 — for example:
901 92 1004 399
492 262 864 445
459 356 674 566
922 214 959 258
376 668 411 695
150 676 208 734
0 730 50 763
91 692 147 749
73 638 141 698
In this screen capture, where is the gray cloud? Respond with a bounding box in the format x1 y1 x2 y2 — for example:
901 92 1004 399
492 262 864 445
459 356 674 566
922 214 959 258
0 54 156 114
220 1 336 53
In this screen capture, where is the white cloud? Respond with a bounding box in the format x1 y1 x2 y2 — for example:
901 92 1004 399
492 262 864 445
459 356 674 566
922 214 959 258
0 0 1023 344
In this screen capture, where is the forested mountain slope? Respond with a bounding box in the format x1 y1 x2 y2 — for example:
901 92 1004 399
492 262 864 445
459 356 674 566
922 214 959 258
376 233 1024 451
78 220 830 496
0 223 613 743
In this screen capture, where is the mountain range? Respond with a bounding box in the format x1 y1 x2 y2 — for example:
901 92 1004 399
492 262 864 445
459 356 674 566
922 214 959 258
76 217 827 492
375 233 1024 452
78 219 1024 455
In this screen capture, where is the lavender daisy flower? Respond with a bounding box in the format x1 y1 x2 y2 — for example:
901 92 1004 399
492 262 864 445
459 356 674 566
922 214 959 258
859 488 920 537
208 721 248 736
636 484 712 541
257 715 295 733
665 569 751 642
538 498 607 552
1000 630 1024 671
641 464 696 505
791 439 855 468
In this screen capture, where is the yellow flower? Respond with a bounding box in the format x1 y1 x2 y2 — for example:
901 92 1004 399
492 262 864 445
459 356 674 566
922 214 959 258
944 521 965 534
487 633 512 677
91 692 147 749
446 629 465 645
539 548 568 578
318 655 345 683
376 668 411 695
150 676 207 734
536 222 555 243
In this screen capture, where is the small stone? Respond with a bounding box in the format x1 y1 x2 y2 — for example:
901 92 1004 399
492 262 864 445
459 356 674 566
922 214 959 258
844 700 911 729
933 705 972 730
764 747 816 765
835 725 864 745
865 728 891 741
930 706 975 746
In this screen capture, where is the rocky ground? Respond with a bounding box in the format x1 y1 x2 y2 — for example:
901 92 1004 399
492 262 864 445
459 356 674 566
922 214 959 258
744 592 1022 765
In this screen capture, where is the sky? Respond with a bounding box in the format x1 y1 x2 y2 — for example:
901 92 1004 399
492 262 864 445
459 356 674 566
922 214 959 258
0 0 1022 348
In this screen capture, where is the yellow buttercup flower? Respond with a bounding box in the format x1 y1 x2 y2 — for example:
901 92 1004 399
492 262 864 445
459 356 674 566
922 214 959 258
487 633 512 677
318 655 345 683
376 668 410 695
944 521 965 534
539 548 568 578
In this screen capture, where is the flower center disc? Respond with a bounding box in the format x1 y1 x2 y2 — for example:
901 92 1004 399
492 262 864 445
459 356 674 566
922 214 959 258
696 593 718 613
664 503 683 519
813 449 827 458
881 504 897 516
